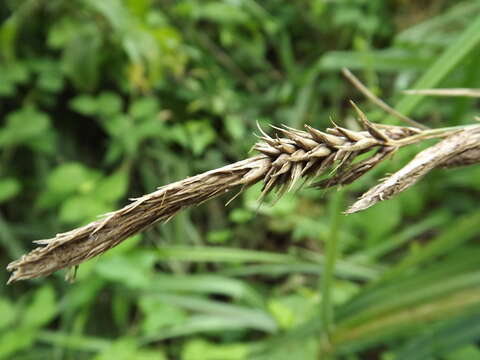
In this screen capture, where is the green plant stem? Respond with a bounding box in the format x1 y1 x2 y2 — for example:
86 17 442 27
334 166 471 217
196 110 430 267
321 190 345 344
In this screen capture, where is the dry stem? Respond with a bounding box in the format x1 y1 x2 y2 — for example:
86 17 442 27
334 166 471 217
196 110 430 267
347 126 480 213
6 114 477 283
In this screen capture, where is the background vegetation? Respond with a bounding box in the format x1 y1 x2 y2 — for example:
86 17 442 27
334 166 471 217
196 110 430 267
1 0 480 359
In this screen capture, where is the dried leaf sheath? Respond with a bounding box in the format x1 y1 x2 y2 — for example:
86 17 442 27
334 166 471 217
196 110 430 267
6 120 442 283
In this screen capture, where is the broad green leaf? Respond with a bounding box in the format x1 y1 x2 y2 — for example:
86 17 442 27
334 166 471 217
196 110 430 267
129 97 160 119
47 163 100 196
0 327 36 360
70 94 98 115
185 120 216 156
0 177 21 203
95 170 129 203
59 195 111 224
97 92 123 117
22 286 57 328
38 163 102 209
0 298 16 331
0 106 50 148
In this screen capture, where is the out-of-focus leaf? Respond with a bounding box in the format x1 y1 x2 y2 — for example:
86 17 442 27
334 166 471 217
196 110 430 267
317 49 432 72
207 229 232 244
268 294 318 330
139 296 187 336
350 197 402 245
0 298 16 331
93 337 166 360
129 97 160 119
38 163 103 209
62 25 102 90
0 327 36 360
149 294 277 333
148 274 264 308
21 286 57 328
97 92 123 117
229 208 253 224
395 312 480 360
0 178 21 203
94 251 156 289
0 106 51 148
182 338 249 360
196 3 250 25
59 195 111 224
185 120 216 155
70 95 98 116
94 170 129 203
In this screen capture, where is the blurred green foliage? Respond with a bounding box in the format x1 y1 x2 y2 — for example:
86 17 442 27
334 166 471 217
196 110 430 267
1 0 480 359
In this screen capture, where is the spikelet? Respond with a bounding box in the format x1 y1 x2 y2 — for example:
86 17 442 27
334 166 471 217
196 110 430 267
252 114 417 198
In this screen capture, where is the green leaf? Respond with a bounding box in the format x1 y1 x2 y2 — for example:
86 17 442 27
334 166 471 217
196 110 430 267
185 120 216 155
0 298 16 331
225 114 246 140
182 338 248 360
445 346 480 360
140 296 187 336
0 106 50 148
59 195 111 224
93 337 166 360
47 17 79 49
229 208 253 224
0 178 21 203
149 294 277 333
207 229 232 244
268 295 318 330
97 92 123 117
94 251 156 288
129 97 160 119
22 286 57 328
95 170 129 203
70 95 98 116
350 197 402 245
148 274 263 308
395 312 480 360
0 327 36 360
197 3 250 24
62 24 102 90
38 163 102 209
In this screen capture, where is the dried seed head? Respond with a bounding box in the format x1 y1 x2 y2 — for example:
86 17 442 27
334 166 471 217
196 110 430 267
7 118 432 283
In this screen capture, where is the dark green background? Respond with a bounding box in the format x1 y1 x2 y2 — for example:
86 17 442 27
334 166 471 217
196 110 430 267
2 1 480 359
